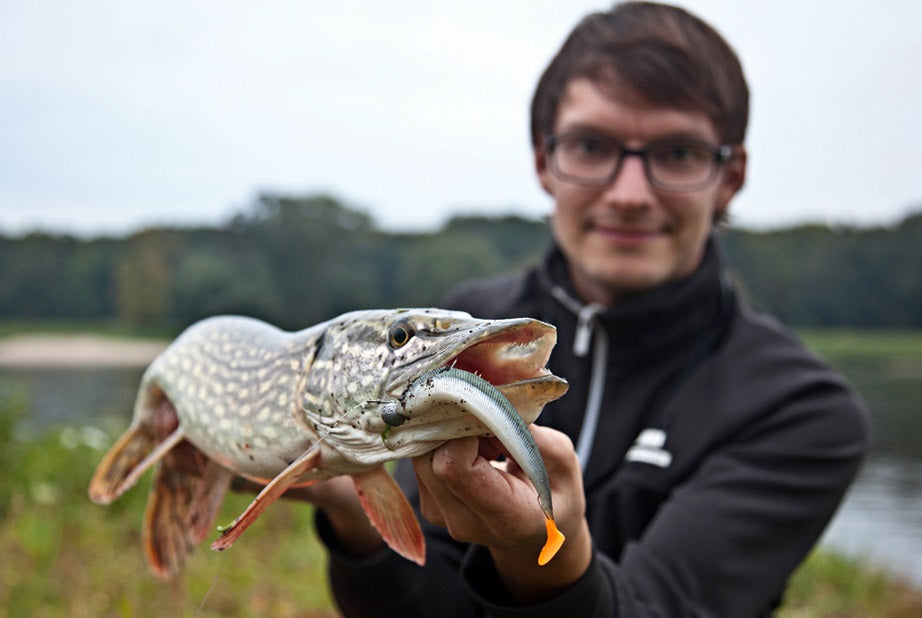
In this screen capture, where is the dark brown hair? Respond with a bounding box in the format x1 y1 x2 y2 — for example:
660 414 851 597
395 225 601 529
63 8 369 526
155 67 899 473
530 2 749 146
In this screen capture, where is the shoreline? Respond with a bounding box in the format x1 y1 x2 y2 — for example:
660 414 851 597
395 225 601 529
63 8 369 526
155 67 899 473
0 334 167 368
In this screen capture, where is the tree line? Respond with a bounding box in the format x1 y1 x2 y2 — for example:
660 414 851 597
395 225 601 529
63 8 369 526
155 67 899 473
2 193 920 332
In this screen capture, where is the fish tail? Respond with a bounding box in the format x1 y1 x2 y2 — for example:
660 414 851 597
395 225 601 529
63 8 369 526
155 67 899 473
88 424 156 503
88 394 182 504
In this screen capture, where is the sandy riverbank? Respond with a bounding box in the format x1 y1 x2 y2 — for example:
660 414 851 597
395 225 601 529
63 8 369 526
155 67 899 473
0 334 168 368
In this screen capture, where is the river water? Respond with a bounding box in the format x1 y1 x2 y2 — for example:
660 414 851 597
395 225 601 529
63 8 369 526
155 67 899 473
2 359 921 584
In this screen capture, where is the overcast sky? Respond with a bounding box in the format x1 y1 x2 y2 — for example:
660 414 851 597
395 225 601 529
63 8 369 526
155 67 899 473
2 1 920 237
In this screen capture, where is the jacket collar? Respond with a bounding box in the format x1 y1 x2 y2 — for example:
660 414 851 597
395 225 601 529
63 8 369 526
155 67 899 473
537 236 727 361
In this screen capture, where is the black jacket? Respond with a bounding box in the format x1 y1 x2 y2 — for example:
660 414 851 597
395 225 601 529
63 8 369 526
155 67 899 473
319 239 870 617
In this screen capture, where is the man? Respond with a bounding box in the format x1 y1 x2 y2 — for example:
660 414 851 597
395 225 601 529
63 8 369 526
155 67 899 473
311 3 869 615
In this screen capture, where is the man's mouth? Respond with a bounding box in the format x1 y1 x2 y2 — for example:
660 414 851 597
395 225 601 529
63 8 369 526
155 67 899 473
589 221 664 243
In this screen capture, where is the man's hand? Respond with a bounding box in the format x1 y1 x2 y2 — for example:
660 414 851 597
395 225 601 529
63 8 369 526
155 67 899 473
413 425 592 603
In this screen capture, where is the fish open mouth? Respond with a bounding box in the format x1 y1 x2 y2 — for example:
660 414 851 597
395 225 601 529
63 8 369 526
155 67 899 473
444 320 558 385
390 317 569 423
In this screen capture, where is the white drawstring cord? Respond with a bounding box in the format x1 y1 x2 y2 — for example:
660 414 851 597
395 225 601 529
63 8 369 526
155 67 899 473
551 286 608 469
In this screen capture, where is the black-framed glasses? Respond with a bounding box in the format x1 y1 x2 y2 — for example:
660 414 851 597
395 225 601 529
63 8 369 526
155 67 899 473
545 134 733 192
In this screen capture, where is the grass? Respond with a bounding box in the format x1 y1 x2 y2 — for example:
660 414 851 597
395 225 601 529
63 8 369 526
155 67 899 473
779 549 922 618
0 389 336 617
799 329 922 377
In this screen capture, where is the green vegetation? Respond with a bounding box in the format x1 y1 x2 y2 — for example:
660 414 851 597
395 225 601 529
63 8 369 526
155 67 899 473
0 319 175 340
2 192 921 331
721 216 922 328
779 549 922 618
801 329 922 366
0 194 552 332
0 388 337 617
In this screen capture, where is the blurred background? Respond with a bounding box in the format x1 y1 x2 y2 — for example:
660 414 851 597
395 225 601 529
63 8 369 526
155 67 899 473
2 1 920 616
2 0 921 235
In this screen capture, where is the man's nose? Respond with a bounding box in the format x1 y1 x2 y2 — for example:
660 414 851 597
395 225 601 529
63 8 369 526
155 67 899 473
601 153 654 205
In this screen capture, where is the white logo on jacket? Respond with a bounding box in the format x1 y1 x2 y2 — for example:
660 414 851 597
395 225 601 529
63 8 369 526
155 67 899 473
625 428 673 468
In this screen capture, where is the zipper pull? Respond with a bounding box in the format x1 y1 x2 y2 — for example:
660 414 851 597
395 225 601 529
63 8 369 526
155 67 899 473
551 286 603 358
574 304 602 357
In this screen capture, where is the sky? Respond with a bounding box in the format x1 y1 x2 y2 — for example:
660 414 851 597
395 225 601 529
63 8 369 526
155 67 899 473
2 1 921 237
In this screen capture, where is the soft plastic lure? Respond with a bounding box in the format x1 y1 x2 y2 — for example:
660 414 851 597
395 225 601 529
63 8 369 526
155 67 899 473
400 367 566 565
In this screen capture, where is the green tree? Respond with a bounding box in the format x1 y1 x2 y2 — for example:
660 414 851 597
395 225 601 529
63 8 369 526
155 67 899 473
393 234 507 307
232 193 380 327
114 230 177 326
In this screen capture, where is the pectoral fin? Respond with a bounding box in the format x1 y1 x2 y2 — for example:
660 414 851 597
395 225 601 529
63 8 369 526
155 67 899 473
352 466 425 566
211 446 321 551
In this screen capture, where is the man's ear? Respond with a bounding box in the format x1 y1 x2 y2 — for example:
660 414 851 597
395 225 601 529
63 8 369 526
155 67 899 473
534 145 553 195
715 145 747 217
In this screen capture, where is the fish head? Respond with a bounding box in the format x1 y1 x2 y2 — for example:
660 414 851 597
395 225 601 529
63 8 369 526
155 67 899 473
298 308 568 463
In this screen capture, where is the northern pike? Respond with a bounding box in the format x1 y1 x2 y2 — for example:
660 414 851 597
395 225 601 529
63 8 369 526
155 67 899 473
88 309 569 579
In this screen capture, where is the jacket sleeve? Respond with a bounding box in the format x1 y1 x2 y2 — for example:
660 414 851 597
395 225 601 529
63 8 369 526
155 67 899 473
573 321 870 617
614 389 868 615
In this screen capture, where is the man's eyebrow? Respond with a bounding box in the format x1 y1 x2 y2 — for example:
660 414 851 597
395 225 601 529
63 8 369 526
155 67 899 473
553 123 618 138
554 128 718 146
644 131 720 144
554 121 716 143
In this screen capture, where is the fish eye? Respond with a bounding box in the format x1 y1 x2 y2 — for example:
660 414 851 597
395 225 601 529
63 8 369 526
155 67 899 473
388 319 416 349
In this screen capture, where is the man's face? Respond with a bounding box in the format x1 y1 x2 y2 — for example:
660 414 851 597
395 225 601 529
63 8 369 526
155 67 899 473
536 78 746 306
